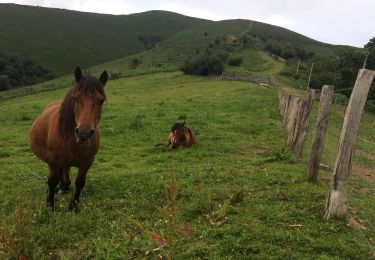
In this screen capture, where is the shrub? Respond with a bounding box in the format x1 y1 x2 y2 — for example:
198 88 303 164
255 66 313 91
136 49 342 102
0 75 9 91
180 54 226 76
128 58 141 69
228 57 243 66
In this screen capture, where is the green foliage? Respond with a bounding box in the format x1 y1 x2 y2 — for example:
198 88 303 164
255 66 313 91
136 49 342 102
282 46 368 96
128 58 142 69
265 39 314 60
364 37 375 70
0 53 53 91
137 35 162 49
228 57 243 66
181 53 227 76
0 75 9 91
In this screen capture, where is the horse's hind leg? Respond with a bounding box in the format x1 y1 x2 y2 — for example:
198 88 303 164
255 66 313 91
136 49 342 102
47 166 59 210
59 167 71 193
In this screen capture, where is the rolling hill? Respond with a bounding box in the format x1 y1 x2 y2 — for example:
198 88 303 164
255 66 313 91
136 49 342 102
0 3 357 80
0 4 206 76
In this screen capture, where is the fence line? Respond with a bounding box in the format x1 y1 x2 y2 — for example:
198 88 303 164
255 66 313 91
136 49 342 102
209 72 276 85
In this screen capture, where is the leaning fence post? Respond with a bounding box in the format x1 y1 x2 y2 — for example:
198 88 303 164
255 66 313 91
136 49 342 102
325 69 375 219
307 85 334 182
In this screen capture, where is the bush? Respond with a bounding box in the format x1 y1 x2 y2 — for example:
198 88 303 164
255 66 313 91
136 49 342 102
228 57 243 66
0 52 53 88
180 54 226 76
128 58 141 69
0 75 9 91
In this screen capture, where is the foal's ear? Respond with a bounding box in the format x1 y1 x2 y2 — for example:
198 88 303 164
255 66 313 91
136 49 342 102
99 71 108 86
75 67 82 82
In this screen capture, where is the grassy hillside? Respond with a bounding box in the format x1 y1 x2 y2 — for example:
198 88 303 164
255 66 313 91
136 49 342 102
0 3 357 81
1 72 375 258
0 4 206 76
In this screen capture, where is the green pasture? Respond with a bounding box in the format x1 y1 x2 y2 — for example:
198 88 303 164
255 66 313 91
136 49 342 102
1 72 375 259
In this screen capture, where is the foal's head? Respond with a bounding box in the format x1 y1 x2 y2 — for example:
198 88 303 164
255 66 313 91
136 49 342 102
169 121 188 149
60 67 108 144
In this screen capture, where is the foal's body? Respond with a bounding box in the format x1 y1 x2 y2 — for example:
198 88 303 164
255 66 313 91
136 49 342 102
29 67 107 210
167 121 196 149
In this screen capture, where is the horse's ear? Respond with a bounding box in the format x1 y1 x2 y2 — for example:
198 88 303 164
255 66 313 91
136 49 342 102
75 67 82 82
99 71 108 86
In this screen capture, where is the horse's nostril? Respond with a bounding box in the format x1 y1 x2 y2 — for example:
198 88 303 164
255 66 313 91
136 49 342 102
75 127 79 135
89 129 95 137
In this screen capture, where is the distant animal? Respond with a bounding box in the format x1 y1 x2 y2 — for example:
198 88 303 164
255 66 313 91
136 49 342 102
167 121 196 149
29 67 108 211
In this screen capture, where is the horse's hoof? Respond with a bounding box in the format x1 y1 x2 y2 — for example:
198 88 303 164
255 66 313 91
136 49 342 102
47 202 55 211
68 200 80 212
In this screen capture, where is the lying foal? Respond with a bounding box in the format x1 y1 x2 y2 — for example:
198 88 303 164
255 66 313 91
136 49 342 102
168 121 196 149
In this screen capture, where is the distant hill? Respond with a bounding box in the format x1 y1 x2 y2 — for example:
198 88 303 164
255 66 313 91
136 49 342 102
0 3 361 91
0 4 206 76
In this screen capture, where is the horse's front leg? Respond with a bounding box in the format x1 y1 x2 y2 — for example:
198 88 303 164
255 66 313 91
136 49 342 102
47 165 60 210
68 162 92 211
59 167 71 193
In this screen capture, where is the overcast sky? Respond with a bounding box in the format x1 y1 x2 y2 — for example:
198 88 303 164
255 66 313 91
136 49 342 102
1 0 374 47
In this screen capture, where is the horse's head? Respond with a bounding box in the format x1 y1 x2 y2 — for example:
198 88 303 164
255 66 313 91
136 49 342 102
169 121 187 149
71 67 108 144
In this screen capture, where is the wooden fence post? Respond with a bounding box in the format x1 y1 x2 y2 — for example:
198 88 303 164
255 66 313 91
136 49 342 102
286 97 301 146
291 89 315 163
325 69 375 219
282 95 292 126
307 85 334 182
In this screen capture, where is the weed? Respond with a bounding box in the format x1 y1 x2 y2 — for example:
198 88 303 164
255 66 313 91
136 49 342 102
266 147 291 162
0 184 31 259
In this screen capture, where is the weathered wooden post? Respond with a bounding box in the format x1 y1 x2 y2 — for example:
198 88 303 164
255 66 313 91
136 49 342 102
282 95 293 127
325 69 375 219
286 97 302 146
307 85 334 182
291 89 315 163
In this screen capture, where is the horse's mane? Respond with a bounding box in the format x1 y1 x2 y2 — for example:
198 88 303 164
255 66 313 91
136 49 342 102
59 76 106 139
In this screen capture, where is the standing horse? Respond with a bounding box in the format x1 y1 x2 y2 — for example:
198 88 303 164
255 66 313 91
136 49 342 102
167 121 196 149
29 67 108 211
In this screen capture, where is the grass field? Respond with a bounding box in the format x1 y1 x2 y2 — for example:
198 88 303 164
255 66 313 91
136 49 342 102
1 72 375 258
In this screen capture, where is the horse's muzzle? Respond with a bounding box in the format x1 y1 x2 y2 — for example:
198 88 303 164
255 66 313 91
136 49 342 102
75 127 95 144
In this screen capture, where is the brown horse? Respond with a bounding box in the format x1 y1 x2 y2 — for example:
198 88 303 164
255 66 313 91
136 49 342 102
167 121 196 149
29 67 108 211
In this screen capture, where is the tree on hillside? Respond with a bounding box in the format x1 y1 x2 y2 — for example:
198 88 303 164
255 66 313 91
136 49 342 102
0 52 53 91
0 75 9 91
364 37 375 70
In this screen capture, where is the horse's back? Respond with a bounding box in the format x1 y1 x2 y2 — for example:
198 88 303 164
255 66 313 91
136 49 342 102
187 128 196 146
29 101 61 163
